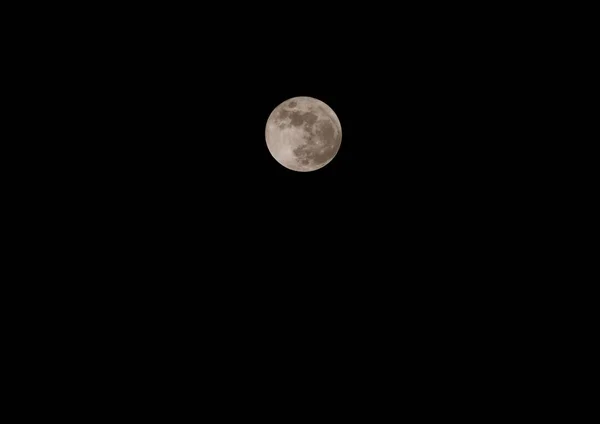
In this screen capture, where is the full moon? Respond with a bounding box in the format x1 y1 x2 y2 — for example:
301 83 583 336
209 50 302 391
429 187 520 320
265 96 342 172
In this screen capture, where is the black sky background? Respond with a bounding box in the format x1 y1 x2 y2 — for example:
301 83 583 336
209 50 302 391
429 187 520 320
27 3 542 339
7 4 559 400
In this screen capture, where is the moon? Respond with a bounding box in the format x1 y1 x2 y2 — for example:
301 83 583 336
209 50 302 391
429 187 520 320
265 96 342 172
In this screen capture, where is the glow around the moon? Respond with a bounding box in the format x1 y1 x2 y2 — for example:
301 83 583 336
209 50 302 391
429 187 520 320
265 96 342 172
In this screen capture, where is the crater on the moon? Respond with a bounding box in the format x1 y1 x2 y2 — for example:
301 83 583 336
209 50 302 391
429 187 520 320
265 96 342 172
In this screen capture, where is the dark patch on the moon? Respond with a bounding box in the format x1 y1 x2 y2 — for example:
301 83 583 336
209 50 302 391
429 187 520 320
289 111 305 126
294 142 331 167
310 149 331 166
317 121 336 144
288 112 303 126
303 112 318 126
293 144 308 156
279 109 290 119
290 111 318 127
288 101 297 107
293 146 312 167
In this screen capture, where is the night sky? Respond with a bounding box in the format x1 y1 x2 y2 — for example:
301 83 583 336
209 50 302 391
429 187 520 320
44 3 527 325
14 5 549 400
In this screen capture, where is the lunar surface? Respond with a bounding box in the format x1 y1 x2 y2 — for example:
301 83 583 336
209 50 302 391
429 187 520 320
265 97 342 172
